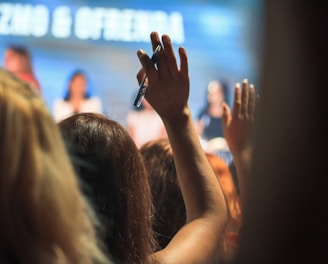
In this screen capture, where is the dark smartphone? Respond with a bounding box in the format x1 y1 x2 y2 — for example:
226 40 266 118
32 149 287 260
133 45 161 107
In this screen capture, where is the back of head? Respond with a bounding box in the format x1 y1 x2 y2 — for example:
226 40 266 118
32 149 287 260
0 69 108 263
205 153 241 224
140 138 186 250
140 140 241 261
205 153 242 262
59 113 154 264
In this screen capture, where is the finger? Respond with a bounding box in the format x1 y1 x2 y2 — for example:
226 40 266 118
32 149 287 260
233 83 241 119
150 32 163 66
136 68 146 85
137 49 157 77
222 103 232 129
248 84 255 119
150 31 162 52
179 47 189 82
162 34 178 77
241 79 249 117
149 33 169 78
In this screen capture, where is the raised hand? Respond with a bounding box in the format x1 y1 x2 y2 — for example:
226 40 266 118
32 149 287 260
136 32 190 122
222 79 256 157
137 32 227 263
222 79 256 204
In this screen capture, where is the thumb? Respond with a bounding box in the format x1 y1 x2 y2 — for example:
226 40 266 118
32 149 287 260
222 103 231 128
137 49 156 79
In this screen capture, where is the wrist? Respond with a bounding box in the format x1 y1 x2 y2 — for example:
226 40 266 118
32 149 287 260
162 105 191 127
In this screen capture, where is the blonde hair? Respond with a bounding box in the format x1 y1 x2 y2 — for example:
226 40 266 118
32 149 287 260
0 69 110 263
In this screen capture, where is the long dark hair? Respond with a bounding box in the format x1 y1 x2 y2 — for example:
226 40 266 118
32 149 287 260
140 138 186 250
63 70 91 101
59 113 155 264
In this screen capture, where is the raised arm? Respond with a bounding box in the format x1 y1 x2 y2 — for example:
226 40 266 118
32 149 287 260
222 79 256 205
137 32 227 263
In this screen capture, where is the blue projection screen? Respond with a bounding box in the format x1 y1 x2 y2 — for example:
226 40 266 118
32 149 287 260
0 0 262 126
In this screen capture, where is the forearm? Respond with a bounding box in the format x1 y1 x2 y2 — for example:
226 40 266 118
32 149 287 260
162 107 227 222
143 32 228 263
231 148 252 206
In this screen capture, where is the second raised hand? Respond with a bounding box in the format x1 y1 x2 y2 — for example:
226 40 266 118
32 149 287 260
222 79 256 156
222 78 256 205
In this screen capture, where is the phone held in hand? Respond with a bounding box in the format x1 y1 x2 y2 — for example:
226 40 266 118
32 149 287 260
133 45 161 107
